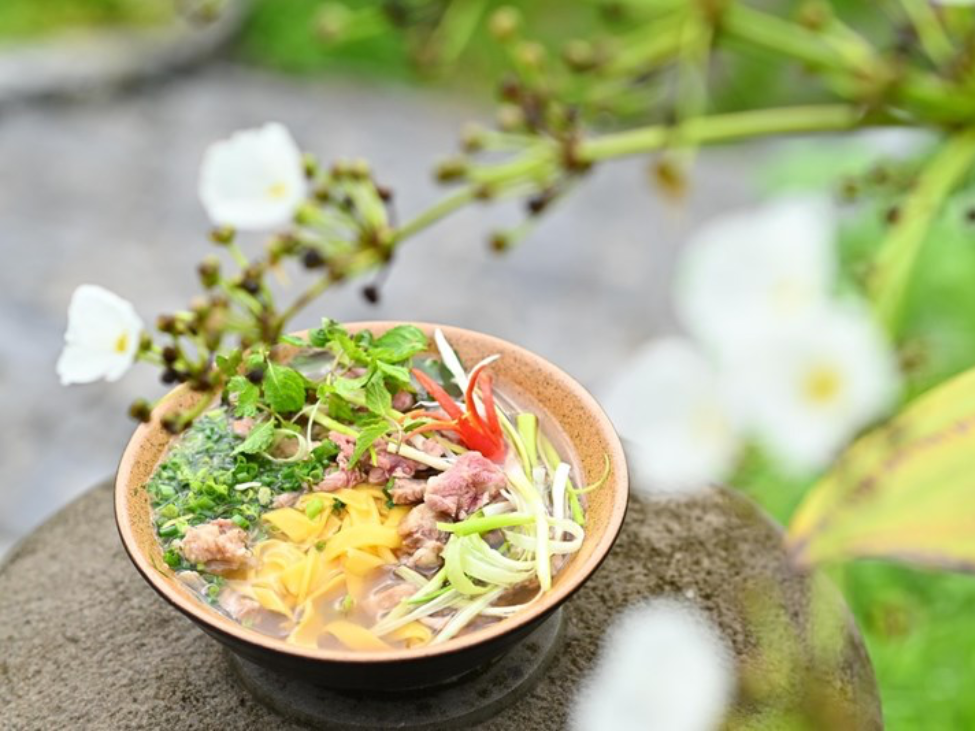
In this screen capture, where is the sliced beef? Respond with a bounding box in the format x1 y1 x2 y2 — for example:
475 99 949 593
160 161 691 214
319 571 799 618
231 418 255 437
271 491 302 509
390 478 427 505
392 391 415 412
329 430 425 486
362 582 416 619
398 504 448 569
423 451 506 520
217 587 262 622
315 467 364 492
178 518 250 573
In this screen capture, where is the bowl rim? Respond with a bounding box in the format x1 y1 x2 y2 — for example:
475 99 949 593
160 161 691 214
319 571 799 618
115 320 629 665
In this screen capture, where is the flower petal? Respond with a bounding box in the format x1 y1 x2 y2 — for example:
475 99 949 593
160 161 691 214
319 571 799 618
600 338 740 495
198 122 308 230
57 284 143 385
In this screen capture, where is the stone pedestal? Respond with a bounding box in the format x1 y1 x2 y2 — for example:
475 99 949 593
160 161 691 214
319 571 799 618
0 482 882 729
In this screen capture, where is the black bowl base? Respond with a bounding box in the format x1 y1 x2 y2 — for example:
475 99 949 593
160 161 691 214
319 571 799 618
227 608 565 730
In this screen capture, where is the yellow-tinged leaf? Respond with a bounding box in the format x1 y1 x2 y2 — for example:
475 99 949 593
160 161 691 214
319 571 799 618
322 620 391 651
788 366 975 571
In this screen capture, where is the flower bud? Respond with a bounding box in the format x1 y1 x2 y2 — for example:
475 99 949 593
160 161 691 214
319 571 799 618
161 413 183 434
563 39 596 72
128 399 153 423
461 123 487 153
246 367 265 384
157 314 178 335
303 153 319 179
197 256 220 288
435 157 468 182
489 6 521 41
516 42 545 70
489 231 511 252
497 104 525 131
209 226 235 245
162 346 179 364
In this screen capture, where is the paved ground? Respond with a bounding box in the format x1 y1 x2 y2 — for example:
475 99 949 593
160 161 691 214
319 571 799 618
0 63 761 556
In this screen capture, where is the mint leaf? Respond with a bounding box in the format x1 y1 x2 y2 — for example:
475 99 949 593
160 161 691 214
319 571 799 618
264 363 307 413
365 377 392 416
376 360 412 386
227 375 260 418
372 325 428 362
216 351 242 378
350 421 390 468
233 420 275 455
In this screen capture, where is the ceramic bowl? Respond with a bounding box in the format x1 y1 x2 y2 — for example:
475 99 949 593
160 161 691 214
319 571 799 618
116 322 628 690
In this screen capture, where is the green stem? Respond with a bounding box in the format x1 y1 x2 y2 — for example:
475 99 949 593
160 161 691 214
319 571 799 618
870 127 975 333
900 0 955 66
579 104 865 162
277 273 336 331
392 186 479 242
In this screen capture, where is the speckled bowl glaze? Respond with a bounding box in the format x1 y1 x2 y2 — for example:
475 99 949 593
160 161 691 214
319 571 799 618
116 322 628 690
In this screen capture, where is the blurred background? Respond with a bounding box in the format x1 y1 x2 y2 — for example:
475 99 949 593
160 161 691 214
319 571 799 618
2 1 975 728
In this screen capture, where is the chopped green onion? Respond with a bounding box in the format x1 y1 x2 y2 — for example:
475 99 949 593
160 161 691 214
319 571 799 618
438 513 534 535
305 497 324 520
516 413 539 474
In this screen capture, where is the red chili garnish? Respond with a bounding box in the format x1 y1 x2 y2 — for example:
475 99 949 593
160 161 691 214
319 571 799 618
411 366 506 462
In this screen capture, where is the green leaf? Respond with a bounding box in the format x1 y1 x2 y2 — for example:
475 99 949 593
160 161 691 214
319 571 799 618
226 376 260 418
280 334 307 347
263 363 307 414
376 360 412 386
349 421 390 469
372 325 429 362
788 365 975 572
365 377 392 416
233 420 275 455
216 351 243 378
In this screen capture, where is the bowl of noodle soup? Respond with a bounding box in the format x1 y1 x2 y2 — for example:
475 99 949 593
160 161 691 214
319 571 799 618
115 322 628 689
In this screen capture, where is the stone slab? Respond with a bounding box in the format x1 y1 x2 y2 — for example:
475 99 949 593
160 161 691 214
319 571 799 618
0 482 881 730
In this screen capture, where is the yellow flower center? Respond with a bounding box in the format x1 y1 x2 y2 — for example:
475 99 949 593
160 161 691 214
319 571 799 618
267 181 289 200
114 332 130 354
803 364 842 406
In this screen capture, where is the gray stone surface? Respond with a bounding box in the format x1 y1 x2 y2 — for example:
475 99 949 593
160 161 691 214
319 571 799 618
0 3 246 107
0 482 881 730
0 64 763 556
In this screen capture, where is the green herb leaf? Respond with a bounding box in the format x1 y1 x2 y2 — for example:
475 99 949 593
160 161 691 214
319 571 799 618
226 375 260 418
216 351 243 377
376 360 412 386
280 334 308 347
372 325 428 362
264 363 307 413
365 377 392 416
233 420 275 455
350 421 390 468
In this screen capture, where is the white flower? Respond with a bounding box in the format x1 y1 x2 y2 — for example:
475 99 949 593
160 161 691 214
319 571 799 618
57 284 144 385
726 302 900 473
600 338 740 495
674 196 836 356
198 122 308 230
572 599 735 731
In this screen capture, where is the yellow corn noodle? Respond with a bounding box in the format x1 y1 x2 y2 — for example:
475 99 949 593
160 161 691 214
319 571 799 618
238 484 414 650
321 620 391 651
389 621 433 648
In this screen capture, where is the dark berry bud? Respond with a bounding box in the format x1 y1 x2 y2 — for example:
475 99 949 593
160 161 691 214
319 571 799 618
886 206 901 224
362 284 380 304
240 277 261 295
302 248 326 269
246 367 265 384
128 399 153 423
162 346 179 364
161 368 180 385
376 184 393 203
527 192 551 215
